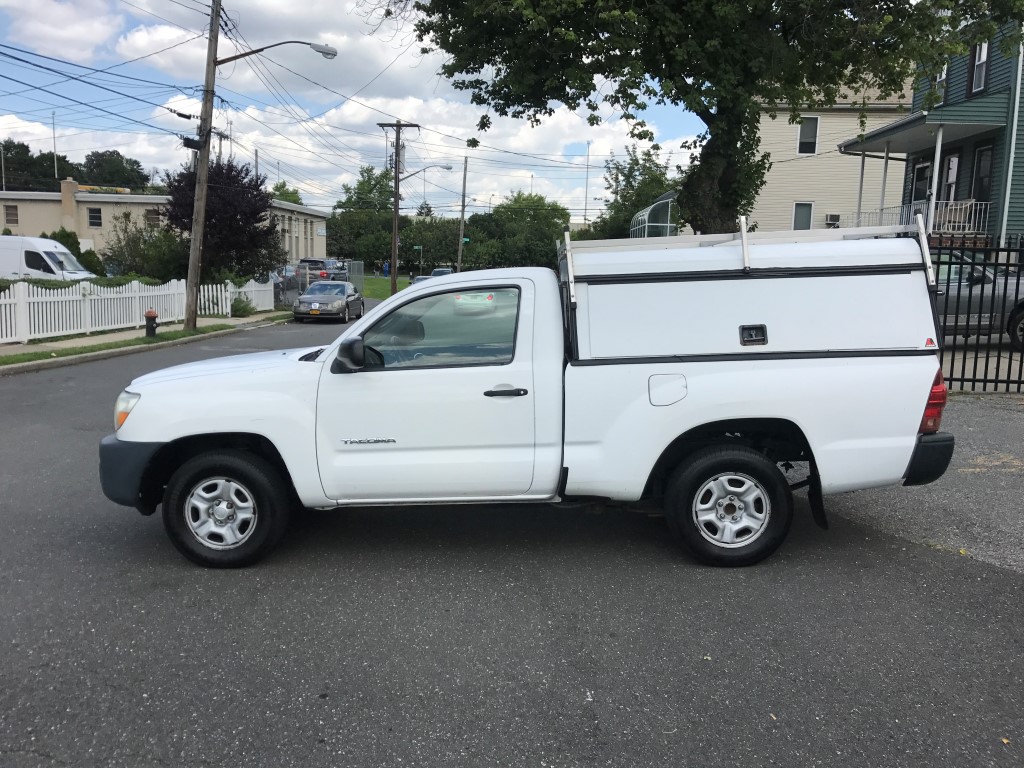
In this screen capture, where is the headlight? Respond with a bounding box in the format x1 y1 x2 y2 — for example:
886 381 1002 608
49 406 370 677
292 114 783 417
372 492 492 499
332 300 344 309
292 299 299 307
114 391 140 431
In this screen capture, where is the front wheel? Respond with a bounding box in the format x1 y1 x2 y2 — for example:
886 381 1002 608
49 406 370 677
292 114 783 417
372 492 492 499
341 305 350 323
665 446 793 566
1008 307 1024 352
162 451 290 567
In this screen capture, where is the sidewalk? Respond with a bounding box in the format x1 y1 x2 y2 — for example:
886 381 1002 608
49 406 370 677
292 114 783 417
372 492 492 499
0 312 289 373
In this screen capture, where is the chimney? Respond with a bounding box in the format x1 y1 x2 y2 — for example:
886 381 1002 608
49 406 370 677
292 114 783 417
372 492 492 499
60 177 78 231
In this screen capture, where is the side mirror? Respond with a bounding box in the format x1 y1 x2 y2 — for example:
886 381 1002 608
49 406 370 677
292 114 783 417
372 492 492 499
334 336 365 373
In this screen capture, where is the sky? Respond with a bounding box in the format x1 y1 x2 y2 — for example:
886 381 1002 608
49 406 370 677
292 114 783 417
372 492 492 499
0 0 705 222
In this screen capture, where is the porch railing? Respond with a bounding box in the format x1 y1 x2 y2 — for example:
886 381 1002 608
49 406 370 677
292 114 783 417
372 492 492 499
831 200 992 234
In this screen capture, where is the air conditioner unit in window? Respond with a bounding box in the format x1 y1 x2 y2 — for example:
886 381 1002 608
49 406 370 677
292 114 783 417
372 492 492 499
825 213 841 228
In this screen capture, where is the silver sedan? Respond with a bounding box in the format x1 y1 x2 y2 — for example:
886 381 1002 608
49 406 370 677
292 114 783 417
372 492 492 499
293 281 364 323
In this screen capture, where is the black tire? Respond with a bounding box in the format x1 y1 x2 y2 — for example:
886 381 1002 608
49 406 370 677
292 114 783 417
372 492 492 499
1008 307 1024 352
356 301 364 319
341 305 350 323
664 446 793 567
162 451 290 568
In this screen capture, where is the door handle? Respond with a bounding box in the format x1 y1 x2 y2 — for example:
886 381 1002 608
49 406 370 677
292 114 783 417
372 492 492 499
484 388 528 397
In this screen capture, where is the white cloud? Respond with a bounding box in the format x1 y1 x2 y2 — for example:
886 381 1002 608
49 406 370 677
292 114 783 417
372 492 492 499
0 0 124 63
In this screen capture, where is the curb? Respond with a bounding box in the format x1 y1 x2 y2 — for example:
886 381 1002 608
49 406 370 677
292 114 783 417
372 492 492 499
0 317 289 377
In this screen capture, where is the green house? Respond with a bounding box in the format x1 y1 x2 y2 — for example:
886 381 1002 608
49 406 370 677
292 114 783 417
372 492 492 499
839 24 1024 244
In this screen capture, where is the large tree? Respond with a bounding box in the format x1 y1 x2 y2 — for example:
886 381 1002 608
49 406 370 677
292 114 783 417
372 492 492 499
271 180 304 205
374 1 1023 233
81 150 148 189
163 158 283 280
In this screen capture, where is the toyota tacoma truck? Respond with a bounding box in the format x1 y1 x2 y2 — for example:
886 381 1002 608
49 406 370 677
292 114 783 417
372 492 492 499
100 222 954 568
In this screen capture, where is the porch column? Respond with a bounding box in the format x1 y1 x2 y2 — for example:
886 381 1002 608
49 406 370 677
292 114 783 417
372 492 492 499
927 124 944 232
878 142 890 226
856 152 866 224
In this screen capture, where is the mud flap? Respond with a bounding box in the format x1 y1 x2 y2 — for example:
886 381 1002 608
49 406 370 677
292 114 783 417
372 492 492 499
808 466 828 530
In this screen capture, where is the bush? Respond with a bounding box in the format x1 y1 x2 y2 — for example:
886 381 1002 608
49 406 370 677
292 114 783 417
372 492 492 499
231 295 256 317
78 249 105 277
2 227 11 236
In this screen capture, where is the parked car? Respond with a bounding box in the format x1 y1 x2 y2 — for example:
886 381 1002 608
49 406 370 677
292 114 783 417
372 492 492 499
936 251 1024 350
293 281 364 323
298 258 348 285
411 275 432 286
453 290 496 314
430 267 453 278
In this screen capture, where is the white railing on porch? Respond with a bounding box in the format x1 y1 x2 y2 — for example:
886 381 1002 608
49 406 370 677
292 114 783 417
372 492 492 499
833 200 992 234
0 278 274 345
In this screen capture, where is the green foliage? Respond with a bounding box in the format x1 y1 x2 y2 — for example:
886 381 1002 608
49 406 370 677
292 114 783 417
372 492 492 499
81 150 149 189
271 180 304 205
334 166 395 212
163 158 284 280
231 295 256 317
2 228 12 236
101 212 189 281
416 200 434 217
78 249 105 277
40 227 82 257
0 139 147 192
578 146 677 240
375 1 1024 232
88 274 162 287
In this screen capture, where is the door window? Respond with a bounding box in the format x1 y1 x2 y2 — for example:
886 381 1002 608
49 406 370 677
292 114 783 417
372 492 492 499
972 146 993 202
363 288 520 370
24 251 54 274
793 202 813 230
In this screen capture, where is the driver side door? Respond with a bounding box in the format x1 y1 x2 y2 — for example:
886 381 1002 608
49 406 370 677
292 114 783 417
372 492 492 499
315 280 536 501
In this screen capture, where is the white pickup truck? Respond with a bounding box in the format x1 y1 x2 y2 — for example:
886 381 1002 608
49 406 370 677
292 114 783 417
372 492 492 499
100 223 954 568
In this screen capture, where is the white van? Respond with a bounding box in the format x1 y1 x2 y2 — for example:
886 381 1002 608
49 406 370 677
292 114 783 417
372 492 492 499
0 236 96 281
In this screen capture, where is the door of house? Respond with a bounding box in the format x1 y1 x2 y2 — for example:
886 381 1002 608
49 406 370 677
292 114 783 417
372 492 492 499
911 163 932 223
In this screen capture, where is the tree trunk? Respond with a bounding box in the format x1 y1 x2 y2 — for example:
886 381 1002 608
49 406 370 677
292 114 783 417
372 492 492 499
676 102 770 235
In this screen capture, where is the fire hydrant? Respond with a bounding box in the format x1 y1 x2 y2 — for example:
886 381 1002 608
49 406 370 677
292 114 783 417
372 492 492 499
144 308 158 338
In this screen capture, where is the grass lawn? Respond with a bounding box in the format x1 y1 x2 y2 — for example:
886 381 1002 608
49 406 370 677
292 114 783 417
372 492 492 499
362 276 409 300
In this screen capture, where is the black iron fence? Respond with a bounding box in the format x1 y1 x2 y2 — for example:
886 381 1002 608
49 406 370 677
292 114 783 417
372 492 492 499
931 236 1024 391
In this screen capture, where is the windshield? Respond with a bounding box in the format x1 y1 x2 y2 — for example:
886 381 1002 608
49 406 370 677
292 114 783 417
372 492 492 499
45 250 87 272
305 283 346 295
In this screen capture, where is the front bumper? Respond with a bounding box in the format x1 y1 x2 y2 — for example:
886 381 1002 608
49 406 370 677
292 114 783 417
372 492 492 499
294 307 342 318
99 434 165 513
903 432 955 486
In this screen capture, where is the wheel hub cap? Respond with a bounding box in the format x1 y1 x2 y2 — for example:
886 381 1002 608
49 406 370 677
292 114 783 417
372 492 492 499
692 472 771 549
184 477 257 550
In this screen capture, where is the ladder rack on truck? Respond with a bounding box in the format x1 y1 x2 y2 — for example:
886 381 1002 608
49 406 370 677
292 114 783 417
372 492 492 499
558 215 937 306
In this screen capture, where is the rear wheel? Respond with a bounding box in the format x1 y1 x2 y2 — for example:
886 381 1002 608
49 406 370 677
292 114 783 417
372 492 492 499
162 451 290 567
1008 307 1024 352
665 446 793 566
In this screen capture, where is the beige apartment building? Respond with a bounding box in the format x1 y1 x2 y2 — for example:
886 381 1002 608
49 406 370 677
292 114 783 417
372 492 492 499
0 178 327 260
750 88 912 231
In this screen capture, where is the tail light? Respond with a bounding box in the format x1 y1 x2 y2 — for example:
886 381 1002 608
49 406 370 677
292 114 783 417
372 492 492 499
919 371 947 434
319 270 328 278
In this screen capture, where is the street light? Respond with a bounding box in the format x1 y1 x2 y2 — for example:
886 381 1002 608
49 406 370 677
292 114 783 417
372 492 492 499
182 0 337 331
216 40 338 66
400 164 453 182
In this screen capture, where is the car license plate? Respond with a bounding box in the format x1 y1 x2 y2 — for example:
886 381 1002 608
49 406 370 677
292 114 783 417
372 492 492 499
310 309 320 315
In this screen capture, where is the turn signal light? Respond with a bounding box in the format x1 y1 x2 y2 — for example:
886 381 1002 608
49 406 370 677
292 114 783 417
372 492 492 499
919 371 947 434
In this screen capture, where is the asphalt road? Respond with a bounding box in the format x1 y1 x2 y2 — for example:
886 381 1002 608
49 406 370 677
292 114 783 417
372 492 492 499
1 322 1023 768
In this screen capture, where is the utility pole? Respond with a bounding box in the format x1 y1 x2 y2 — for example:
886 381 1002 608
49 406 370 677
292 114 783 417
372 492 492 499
254 148 258 180
584 140 592 224
51 112 58 179
183 0 221 332
456 155 468 272
377 119 418 295
1 146 5 192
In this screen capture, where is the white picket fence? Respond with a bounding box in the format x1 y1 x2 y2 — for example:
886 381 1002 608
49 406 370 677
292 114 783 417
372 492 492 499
0 279 274 344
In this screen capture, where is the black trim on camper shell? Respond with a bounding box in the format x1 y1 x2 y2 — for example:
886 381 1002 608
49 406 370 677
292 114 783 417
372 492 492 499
579 263 925 286
569 349 940 367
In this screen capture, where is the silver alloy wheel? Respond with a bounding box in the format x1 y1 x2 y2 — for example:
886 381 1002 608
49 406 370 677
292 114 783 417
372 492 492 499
184 476 258 550
691 471 771 548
